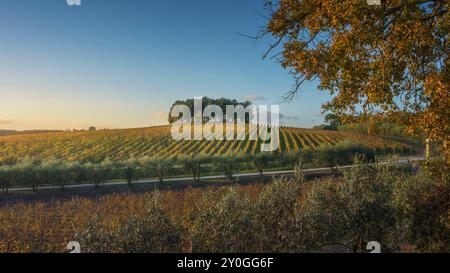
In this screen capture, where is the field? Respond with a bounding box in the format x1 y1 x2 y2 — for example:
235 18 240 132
0 160 447 253
0 126 412 163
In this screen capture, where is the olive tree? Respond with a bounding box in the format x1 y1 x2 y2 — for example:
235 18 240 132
0 166 14 193
251 153 273 176
85 161 114 189
214 155 240 181
179 153 209 182
120 159 141 187
139 157 173 182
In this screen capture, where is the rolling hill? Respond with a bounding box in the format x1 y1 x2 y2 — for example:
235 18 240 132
0 125 412 163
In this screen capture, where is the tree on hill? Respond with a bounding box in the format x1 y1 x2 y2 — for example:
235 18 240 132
168 97 252 124
262 0 449 161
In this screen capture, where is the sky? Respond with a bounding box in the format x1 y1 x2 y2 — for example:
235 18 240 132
0 0 332 130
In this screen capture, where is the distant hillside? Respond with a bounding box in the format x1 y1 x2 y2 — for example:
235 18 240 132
0 125 412 163
0 130 16 136
0 129 61 136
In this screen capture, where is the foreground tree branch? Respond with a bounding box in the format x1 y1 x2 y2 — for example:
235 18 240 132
262 0 449 161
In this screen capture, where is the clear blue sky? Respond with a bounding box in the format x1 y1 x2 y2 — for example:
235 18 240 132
0 0 332 130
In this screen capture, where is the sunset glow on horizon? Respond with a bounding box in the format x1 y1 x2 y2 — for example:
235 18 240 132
1 0 331 131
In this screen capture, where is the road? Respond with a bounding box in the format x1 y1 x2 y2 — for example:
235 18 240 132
7 156 424 192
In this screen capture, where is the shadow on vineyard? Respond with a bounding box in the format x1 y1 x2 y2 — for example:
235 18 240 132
0 159 447 253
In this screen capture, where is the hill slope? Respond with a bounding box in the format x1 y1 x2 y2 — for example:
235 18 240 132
0 125 412 162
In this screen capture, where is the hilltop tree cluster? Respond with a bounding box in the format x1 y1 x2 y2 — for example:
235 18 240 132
168 97 252 124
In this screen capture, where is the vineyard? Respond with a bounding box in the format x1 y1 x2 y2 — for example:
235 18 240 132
0 125 412 163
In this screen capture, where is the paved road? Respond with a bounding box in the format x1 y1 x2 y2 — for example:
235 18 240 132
7 156 424 192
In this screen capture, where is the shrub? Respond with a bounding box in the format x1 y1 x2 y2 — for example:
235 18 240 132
253 177 305 252
76 193 183 253
114 208 183 253
0 161 447 253
303 158 408 252
75 215 116 253
399 159 450 252
190 187 258 252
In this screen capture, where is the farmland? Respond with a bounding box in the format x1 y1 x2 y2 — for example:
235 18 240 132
0 160 447 253
0 125 416 192
1 0 448 256
0 125 412 163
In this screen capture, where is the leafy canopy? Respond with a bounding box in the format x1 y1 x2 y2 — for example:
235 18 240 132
263 0 448 159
